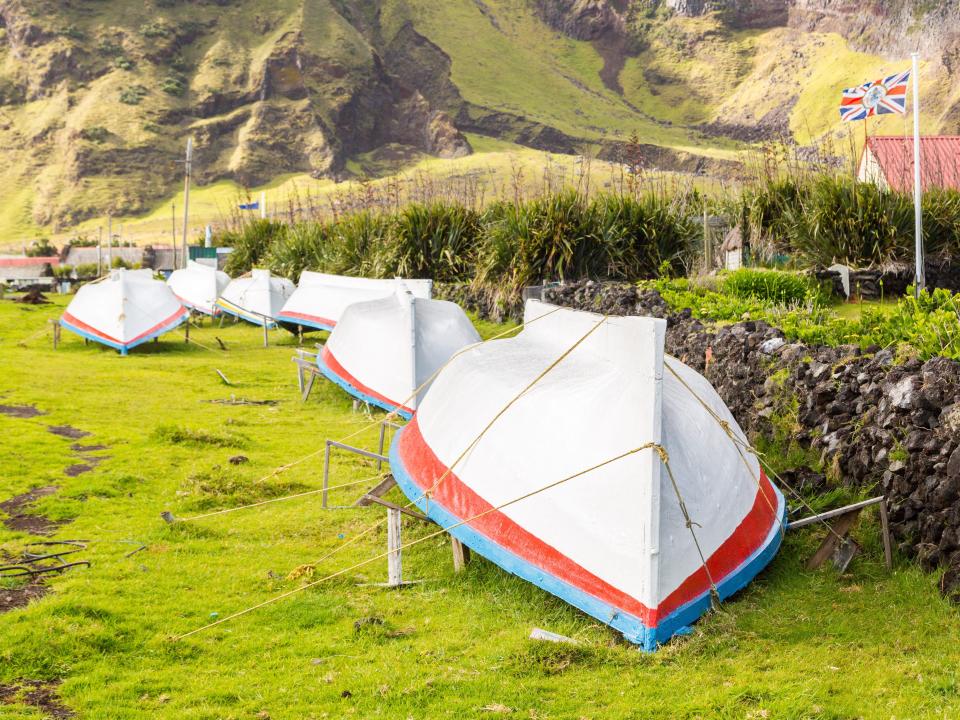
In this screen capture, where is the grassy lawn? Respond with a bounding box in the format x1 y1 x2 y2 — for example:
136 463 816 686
1 294 959 719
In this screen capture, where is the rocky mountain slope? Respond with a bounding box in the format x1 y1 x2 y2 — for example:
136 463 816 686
0 0 957 237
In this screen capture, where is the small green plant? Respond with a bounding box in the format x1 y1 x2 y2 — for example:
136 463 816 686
60 24 85 41
721 268 827 307
79 126 110 143
114 56 135 71
160 73 186 96
119 84 148 105
139 21 171 38
153 424 248 448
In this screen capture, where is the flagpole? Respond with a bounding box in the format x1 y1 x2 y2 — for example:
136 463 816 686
911 52 925 295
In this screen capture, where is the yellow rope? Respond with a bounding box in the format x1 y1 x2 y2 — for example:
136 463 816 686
663 359 845 543
172 442 660 641
166 309 560 534
298 312 608 571
170 472 390 523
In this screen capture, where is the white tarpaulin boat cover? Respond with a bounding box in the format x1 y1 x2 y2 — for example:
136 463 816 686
60 268 189 354
276 272 433 332
317 289 481 419
215 269 295 328
389 300 785 650
167 261 231 316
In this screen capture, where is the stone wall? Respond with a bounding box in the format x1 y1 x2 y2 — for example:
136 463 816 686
543 280 960 601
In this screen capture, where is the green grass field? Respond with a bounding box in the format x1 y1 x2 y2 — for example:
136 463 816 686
1 294 960 719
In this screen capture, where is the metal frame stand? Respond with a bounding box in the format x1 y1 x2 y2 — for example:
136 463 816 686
790 496 893 572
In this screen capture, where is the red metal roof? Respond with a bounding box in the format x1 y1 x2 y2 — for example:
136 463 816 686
0 256 59 267
863 136 960 193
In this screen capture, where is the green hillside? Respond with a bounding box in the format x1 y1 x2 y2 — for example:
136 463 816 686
0 0 956 246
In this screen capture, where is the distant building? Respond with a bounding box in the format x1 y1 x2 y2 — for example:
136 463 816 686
62 245 177 273
858 136 960 192
0 256 59 289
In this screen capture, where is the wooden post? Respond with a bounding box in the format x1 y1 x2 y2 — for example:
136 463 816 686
451 537 471 573
702 204 711 273
262 319 269 348
185 320 190 344
387 508 403 587
879 498 894 571
52 321 60 349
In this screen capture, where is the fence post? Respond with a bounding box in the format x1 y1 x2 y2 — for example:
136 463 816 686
387 508 403 587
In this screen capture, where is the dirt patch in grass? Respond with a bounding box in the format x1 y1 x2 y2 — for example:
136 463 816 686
0 679 73 718
47 425 91 440
69 443 108 452
13 288 52 305
64 454 108 476
0 580 49 614
0 486 65 536
64 464 93 477
0 404 45 418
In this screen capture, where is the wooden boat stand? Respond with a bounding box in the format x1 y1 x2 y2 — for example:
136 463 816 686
789 496 893 572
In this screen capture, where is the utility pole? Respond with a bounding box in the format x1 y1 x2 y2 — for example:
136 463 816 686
260 191 266 220
97 226 103 277
181 137 194 270
171 202 177 269
911 52 925 295
107 214 113 270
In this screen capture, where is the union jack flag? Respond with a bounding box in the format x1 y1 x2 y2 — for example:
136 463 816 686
839 71 910 122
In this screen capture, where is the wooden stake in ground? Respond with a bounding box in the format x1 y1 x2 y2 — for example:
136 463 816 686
387 508 403 587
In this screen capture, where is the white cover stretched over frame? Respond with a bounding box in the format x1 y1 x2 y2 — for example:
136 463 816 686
167 261 231 316
216 269 295 327
389 300 785 650
277 272 432 332
60 268 188 353
317 289 481 418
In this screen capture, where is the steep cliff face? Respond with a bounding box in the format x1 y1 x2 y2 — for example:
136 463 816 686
2 0 959 236
0 0 471 229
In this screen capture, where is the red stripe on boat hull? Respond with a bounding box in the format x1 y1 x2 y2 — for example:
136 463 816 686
62 307 187 347
397 415 778 625
321 345 414 415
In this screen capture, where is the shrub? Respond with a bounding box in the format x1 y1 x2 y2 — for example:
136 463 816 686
380 202 481 282
650 277 960 361
139 21 170 38
221 220 288 276
119 84 148 105
160 74 186 96
721 269 826 306
79 126 110 143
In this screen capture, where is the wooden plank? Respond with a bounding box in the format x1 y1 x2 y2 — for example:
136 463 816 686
807 510 861 570
387 508 402 587
361 495 430 523
451 537 471 573
879 498 894 571
301 370 316 402
354 475 397 506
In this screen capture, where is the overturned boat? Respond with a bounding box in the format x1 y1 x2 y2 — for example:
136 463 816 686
317 289 480 418
60 269 189 354
167 261 231 316
389 300 785 650
216 269 295 328
276 272 432 333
